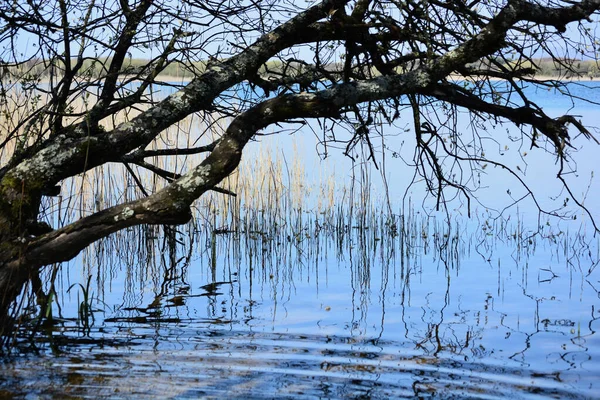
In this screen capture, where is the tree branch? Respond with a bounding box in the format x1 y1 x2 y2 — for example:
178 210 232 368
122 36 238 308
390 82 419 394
423 82 594 154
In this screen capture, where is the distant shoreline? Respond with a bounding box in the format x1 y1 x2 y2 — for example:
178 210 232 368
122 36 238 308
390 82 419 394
154 73 599 83
447 74 597 82
529 75 598 82
3 73 598 87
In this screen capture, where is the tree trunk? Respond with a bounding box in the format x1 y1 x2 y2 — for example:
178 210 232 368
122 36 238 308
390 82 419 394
0 262 29 343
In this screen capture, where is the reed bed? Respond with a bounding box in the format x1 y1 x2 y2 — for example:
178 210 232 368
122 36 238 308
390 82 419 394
2 86 595 324
2 93 587 276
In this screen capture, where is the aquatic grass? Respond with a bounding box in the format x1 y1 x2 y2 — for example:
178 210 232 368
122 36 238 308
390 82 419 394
41 132 594 296
1 88 421 272
66 275 96 334
3 89 597 341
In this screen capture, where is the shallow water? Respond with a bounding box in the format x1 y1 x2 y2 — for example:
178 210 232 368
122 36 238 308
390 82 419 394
2 215 599 399
2 81 600 398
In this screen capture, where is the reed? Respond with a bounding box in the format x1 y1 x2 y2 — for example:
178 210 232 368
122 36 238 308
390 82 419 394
3 86 594 332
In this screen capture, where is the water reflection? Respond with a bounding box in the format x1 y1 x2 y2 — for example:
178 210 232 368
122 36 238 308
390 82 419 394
2 209 599 398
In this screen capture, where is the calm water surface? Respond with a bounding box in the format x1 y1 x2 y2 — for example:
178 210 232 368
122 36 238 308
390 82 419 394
1 82 599 399
3 221 599 399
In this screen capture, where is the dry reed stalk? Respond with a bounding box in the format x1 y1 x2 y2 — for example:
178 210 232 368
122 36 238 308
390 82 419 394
3 85 393 265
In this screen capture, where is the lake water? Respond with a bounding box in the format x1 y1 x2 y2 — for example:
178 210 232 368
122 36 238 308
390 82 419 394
1 81 600 399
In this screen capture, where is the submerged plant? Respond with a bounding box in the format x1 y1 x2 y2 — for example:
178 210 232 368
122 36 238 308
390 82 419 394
67 275 97 334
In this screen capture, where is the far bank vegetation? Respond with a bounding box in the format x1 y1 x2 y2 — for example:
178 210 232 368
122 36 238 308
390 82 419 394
2 57 599 83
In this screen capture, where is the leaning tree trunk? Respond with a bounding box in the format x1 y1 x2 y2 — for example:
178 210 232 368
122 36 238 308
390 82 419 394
0 0 349 342
0 170 45 339
0 127 246 340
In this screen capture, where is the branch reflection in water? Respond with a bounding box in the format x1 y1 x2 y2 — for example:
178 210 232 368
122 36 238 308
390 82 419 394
3 82 600 397
5 166 599 398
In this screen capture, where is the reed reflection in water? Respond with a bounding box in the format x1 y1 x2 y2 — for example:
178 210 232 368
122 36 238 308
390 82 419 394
2 86 600 397
3 195 599 398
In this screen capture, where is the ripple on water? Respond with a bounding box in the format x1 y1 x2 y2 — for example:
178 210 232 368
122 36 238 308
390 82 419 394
1 329 594 399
